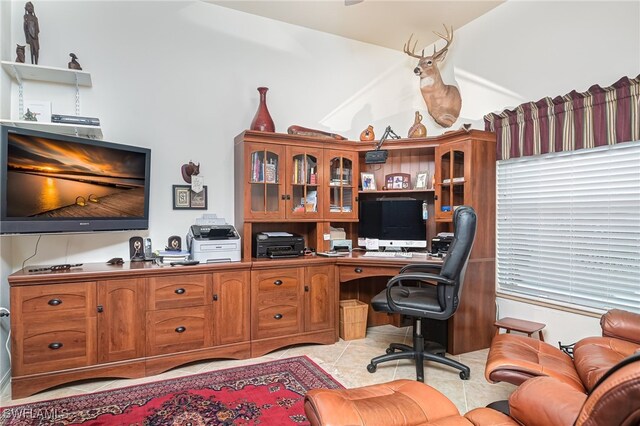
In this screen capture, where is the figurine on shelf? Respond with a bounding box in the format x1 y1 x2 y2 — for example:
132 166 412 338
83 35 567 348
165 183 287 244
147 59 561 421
23 108 37 121
360 125 375 141
68 53 82 70
23 1 40 65
408 111 427 138
15 45 26 63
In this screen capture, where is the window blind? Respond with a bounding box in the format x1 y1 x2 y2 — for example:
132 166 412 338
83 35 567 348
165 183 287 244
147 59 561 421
496 140 640 314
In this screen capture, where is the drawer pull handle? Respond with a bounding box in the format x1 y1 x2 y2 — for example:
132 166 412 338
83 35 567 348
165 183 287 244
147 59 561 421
48 299 62 306
48 342 63 350
274 280 283 286
175 326 186 333
274 314 283 320
175 288 186 295
355 268 363 273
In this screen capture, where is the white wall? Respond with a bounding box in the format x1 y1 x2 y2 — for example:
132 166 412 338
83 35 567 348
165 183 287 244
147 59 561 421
0 0 638 389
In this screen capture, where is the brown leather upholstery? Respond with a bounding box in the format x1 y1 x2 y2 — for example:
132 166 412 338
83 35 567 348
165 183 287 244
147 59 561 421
304 355 640 426
485 309 640 392
304 379 516 426
485 333 584 391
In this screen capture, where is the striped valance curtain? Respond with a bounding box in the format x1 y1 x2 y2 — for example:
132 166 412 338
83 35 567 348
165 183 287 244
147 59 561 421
484 75 640 160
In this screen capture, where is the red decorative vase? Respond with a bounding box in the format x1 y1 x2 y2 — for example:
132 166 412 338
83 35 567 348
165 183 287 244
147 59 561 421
250 87 275 132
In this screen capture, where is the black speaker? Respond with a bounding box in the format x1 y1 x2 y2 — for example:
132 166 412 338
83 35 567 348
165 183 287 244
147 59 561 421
129 236 145 261
167 235 182 251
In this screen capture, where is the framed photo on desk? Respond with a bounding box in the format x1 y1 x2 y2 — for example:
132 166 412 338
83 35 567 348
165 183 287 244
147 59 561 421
361 173 377 191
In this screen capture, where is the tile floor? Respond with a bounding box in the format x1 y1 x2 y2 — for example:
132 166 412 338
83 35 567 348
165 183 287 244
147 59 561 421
0 325 516 415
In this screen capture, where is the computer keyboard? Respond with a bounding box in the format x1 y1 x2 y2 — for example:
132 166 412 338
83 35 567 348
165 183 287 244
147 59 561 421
363 251 412 258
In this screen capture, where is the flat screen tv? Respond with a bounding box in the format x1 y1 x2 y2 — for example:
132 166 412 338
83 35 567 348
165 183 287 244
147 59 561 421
358 197 427 248
1 125 151 235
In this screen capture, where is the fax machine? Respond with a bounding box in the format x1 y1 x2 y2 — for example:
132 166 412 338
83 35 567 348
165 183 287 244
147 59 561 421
253 232 304 258
187 224 241 263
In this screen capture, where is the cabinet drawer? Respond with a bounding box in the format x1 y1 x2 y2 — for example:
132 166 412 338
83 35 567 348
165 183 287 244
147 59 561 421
253 268 300 295
339 265 401 283
254 302 300 339
13 282 94 322
147 274 211 310
16 318 95 375
146 306 213 356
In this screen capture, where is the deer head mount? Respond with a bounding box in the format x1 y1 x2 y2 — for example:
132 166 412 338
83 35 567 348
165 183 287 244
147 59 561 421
404 25 462 128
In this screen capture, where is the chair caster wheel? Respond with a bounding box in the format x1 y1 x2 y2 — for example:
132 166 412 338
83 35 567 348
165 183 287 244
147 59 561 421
367 364 377 373
386 347 395 355
459 371 470 380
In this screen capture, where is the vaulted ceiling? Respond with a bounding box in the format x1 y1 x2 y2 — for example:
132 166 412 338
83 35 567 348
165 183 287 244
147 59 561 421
209 0 504 51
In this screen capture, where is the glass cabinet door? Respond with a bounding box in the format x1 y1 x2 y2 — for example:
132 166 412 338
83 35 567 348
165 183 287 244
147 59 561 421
245 143 285 220
435 142 468 221
286 146 323 219
324 150 358 219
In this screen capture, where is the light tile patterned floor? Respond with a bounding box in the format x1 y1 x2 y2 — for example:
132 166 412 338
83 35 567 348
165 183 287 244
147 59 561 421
0 325 516 415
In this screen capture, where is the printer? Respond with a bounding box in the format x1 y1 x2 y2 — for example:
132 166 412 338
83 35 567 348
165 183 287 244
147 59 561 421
187 224 241 263
253 232 305 258
431 232 454 255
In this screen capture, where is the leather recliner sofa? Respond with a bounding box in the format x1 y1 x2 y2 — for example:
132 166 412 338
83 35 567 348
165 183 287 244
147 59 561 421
304 352 640 425
485 309 640 392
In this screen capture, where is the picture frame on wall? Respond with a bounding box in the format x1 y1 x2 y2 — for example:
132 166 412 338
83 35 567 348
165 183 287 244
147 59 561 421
361 172 377 191
172 185 208 210
415 171 430 190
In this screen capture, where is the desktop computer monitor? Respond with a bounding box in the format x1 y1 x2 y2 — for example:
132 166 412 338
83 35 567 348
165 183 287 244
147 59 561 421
358 198 427 248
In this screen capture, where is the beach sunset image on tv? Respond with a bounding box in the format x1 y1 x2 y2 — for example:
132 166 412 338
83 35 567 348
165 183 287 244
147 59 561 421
7 133 147 218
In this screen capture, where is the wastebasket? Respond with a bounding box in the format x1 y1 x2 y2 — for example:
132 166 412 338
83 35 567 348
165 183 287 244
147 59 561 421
339 299 368 340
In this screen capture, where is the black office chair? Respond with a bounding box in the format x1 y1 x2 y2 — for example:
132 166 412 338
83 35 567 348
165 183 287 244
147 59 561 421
366 205 477 382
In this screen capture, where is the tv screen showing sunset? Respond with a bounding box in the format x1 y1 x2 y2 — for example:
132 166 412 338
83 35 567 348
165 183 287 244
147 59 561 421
6 133 147 218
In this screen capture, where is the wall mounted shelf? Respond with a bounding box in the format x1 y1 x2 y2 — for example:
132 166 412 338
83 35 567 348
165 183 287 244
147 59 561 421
1 61 92 87
0 119 103 139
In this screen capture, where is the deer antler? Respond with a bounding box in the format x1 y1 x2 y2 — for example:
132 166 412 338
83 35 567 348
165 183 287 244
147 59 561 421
431 25 454 60
403 34 425 59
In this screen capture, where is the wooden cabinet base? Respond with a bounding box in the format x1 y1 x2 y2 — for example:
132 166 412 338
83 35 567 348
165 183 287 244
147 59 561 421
11 359 146 400
251 329 336 358
145 343 251 376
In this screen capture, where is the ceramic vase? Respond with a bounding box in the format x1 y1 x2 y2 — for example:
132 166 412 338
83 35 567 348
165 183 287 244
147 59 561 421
408 111 427 138
250 87 275 132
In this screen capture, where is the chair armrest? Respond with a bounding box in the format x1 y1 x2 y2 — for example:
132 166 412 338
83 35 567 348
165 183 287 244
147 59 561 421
385 273 454 313
601 309 640 345
508 377 587 426
399 263 442 274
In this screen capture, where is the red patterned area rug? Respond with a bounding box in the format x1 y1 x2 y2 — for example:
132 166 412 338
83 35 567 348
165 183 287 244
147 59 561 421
0 356 342 426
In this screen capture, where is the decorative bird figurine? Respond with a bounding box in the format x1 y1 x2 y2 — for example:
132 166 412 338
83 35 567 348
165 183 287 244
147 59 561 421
360 125 375 141
68 53 82 70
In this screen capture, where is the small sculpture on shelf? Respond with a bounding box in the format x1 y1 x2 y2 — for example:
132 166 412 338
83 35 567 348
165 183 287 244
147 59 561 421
287 125 346 140
23 108 37 121
408 111 427 138
15 45 26 63
360 125 375 141
23 1 40 65
68 53 82 70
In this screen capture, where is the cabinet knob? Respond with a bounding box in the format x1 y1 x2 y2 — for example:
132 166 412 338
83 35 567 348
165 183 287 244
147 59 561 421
174 288 186 295
175 326 186 333
97 305 104 313
355 267 363 273
281 195 287 200
304 285 309 292
48 342 63 350
434 195 438 200
274 313 283 320
274 280 283 286
213 294 219 301
48 298 62 306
